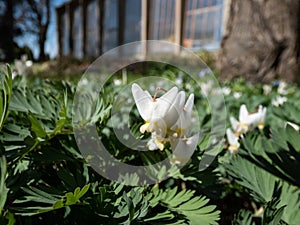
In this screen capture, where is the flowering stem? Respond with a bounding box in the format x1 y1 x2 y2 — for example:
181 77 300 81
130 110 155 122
153 87 167 101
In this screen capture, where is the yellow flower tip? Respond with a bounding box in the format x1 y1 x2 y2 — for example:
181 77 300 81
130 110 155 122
228 145 239 153
171 128 183 138
177 128 183 134
155 139 165 151
258 122 264 130
234 131 240 137
170 157 190 165
140 122 150 133
239 122 249 131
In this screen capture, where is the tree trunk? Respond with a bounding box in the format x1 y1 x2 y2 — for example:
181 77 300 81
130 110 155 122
38 0 50 61
217 0 300 83
38 27 47 61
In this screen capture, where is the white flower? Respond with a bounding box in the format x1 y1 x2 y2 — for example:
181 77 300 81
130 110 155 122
14 55 33 76
171 94 194 136
200 80 214 96
198 68 211 78
226 128 240 153
132 83 200 163
285 122 300 131
113 79 122 86
25 60 33 67
263 84 272 95
152 90 186 129
80 78 89 86
170 133 200 164
253 105 267 130
175 77 183 85
12 71 18 79
230 104 267 135
147 134 165 151
175 73 183 86
222 87 231 95
272 96 287 107
230 105 251 135
185 83 192 90
131 83 157 127
233 92 242 99
200 80 225 96
277 81 288 95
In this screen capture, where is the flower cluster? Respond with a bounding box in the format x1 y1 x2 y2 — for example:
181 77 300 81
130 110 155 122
132 83 200 164
272 96 287 107
227 104 266 153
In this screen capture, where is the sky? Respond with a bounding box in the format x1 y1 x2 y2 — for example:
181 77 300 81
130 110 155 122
16 0 69 60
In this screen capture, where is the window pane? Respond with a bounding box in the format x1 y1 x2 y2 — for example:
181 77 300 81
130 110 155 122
124 0 141 43
149 0 175 41
184 0 223 50
103 0 118 52
74 6 83 58
62 11 70 56
86 0 99 57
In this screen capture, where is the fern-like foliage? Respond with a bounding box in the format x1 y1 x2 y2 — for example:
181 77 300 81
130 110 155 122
0 156 8 215
262 198 287 225
231 210 255 225
271 101 300 126
4 63 300 224
225 155 300 224
145 186 220 225
240 125 300 188
224 155 278 203
12 184 90 216
0 65 12 130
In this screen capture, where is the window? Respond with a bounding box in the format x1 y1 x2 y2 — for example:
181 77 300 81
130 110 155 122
103 0 118 52
149 0 175 41
73 6 83 58
184 0 223 50
124 0 141 43
86 0 99 57
62 12 70 56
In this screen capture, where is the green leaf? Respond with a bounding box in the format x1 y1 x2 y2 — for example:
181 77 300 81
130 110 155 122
123 192 135 221
52 89 68 135
232 210 255 225
28 113 47 139
240 126 300 188
53 200 64 209
5 211 16 225
65 184 90 205
145 186 220 225
263 199 286 225
278 182 300 224
0 65 12 131
272 101 300 126
74 183 90 201
13 184 90 216
224 155 278 203
65 192 77 205
143 211 175 222
286 124 300 151
0 156 8 215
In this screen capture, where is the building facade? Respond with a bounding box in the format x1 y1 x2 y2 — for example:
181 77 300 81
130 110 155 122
56 0 225 58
